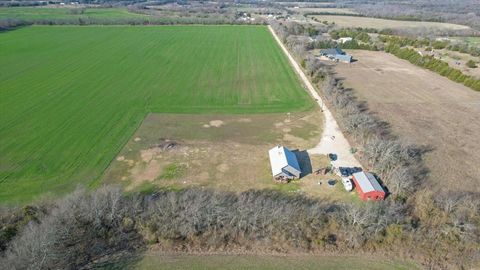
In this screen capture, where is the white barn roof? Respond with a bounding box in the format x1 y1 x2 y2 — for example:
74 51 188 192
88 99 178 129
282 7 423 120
268 146 301 177
353 172 384 193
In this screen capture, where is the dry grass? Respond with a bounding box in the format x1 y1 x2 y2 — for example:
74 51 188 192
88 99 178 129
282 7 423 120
102 111 354 200
134 253 419 270
334 50 480 192
309 15 471 30
289 8 358 15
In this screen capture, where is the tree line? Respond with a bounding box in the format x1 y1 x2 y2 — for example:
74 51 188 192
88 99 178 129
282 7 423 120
385 44 480 91
1 185 478 269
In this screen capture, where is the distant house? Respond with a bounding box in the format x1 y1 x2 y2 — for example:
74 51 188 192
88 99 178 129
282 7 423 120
336 37 353 44
268 146 301 181
352 172 386 201
318 48 352 63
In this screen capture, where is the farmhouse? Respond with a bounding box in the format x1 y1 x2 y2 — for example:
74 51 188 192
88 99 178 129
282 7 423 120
318 48 352 63
352 172 385 201
268 146 301 181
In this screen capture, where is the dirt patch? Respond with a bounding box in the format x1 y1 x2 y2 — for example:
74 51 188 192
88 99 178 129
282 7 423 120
140 147 162 162
238 118 252 123
216 163 230 173
209 120 225 127
130 159 163 186
134 137 141 142
116 156 125 161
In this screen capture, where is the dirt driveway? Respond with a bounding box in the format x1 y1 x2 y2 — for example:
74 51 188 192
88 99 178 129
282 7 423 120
269 26 362 170
336 50 480 192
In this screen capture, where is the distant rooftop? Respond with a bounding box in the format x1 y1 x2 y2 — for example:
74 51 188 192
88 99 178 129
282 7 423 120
319 47 345 56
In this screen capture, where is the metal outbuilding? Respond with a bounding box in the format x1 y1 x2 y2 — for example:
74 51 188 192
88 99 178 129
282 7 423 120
352 172 386 201
268 146 301 181
318 47 353 63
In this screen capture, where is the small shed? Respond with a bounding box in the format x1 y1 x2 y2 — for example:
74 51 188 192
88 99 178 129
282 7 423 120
352 172 385 201
268 146 301 181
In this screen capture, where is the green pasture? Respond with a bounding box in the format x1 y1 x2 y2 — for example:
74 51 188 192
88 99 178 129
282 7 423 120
0 25 312 203
0 7 148 21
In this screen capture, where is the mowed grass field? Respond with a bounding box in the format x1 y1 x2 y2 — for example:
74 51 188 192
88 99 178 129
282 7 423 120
309 15 471 30
0 7 149 21
0 26 312 203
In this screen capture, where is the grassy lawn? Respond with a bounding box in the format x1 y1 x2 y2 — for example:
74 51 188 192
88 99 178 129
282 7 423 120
131 254 419 270
102 112 322 194
0 25 312 203
451 36 480 47
0 7 149 21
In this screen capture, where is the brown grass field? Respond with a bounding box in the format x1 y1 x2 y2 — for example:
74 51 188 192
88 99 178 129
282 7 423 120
289 8 358 15
133 253 419 270
335 50 480 193
309 15 471 30
102 111 356 201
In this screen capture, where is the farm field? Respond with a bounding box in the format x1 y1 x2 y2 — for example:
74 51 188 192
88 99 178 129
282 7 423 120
451 36 480 47
102 112 355 202
335 50 480 193
0 7 149 22
0 25 313 203
435 50 480 79
308 15 471 30
132 253 419 270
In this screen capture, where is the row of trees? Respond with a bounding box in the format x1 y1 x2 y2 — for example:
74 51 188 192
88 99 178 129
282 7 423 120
380 35 480 58
1 186 478 269
385 44 480 91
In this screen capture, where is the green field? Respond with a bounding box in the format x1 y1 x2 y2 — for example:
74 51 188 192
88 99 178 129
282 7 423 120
131 254 419 270
451 36 480 47
0 25 312 203
0 7 149 22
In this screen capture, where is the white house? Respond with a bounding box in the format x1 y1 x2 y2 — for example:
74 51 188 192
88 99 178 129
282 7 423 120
268 146 301 181
336 37 353 44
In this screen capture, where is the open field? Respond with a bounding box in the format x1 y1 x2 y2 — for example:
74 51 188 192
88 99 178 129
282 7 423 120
132 253 419 270
436 50 480 79
103 112 356 201
309 15 471 30
335 50 480 192
0 25 313 203
288 8 358 15
0 7 149 21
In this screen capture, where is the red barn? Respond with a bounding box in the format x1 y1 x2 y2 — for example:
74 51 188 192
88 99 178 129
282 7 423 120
352 172 385 201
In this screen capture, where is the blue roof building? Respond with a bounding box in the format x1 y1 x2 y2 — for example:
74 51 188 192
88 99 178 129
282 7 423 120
268 146 301 180
319 48 352 63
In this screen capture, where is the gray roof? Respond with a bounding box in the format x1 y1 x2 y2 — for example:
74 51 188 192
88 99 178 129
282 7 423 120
335 54 352 62
319 47 345 56
353 172 384 193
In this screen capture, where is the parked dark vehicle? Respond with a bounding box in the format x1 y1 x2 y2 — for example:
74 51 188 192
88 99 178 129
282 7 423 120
339 166 362 177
